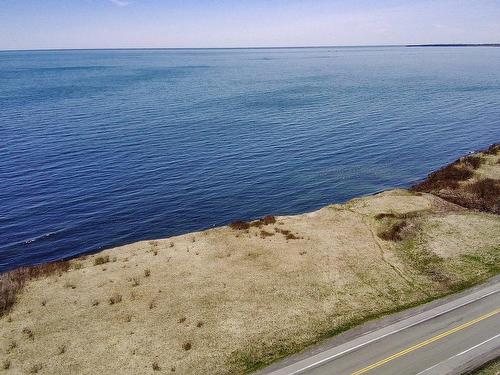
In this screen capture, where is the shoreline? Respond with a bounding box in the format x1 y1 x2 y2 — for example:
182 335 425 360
0 143 498 374
2 142 497 275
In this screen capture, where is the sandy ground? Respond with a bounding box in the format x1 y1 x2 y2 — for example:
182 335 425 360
1 149 499 375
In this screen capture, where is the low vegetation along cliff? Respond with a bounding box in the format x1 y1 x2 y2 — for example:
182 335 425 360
1 144 499 374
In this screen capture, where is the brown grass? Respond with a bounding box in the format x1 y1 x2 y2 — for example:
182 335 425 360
1 181 498 375
467 178 500 213
2 359 10 370
94 255 110 266
256 216 277 226
483 143 500 155
285 233 300 240
260 230 274 238
230 216 277 230
411 144 499 214
22 327 34 340
469 178 500 199
274 227 302 240
428 178 500 215
377 220 408 241
0 260 70 316
108 293 122 305
412 164 473 192
374 213 397 220
275 228 290 235
29 364 43 374
462 155 484 169
229 221 250 230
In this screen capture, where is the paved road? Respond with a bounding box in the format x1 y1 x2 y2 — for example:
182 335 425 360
260 279 500 375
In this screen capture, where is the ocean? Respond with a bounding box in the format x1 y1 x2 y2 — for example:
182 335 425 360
1 46 499 272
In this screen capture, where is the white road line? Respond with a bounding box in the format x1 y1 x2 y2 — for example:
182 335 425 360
268 286 500 375
416 332 500 375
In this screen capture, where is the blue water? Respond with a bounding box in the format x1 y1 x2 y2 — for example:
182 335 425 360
1 47 499 272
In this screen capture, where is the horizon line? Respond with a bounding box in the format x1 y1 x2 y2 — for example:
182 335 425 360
1 43 499 53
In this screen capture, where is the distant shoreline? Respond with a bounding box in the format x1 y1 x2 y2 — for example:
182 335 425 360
407 44 500 47
2 44 500 52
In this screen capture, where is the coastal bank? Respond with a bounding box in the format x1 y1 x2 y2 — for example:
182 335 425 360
0 144 499 374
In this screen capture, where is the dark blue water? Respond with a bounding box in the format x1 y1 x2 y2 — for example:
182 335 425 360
1 47 499 272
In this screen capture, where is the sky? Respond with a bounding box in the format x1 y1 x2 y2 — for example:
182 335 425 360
1 0 500 50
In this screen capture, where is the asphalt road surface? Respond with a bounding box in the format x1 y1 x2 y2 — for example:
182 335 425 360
261 279 500 375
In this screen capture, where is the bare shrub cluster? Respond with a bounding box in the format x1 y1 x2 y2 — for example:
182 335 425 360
229 215 277 230
1 260 70 316
94 255 110 266
377 220 408 241
412 164 473 192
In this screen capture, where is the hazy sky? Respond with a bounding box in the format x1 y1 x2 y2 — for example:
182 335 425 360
1 0 499 50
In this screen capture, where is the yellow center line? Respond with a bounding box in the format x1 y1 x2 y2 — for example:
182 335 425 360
351 307 500 375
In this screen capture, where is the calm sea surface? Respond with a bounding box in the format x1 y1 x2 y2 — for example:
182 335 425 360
1 47 499 272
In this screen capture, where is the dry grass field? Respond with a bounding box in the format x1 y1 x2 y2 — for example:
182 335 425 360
469 358 500 375
1 145 499 374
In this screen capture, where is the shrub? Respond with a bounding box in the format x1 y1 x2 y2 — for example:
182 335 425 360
276 228 290 235
109 293 122 305
7 341 17 353
483 143 500 155
94 256 110 266
3 360 11 370
182 342 192 351
469 178 499 199
377 220 408 241
374 213 397 220
260 230 274 238
29 364 42 374
22 327 34 341
231 216 277 230
412 164 473 192
144 269 151 277
229 221 250 230
462 155 483 169
0 260 70 316
285 233 300 240
261 215 276 225
468 178 500 214
250 215 277 228
152 361 161 371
